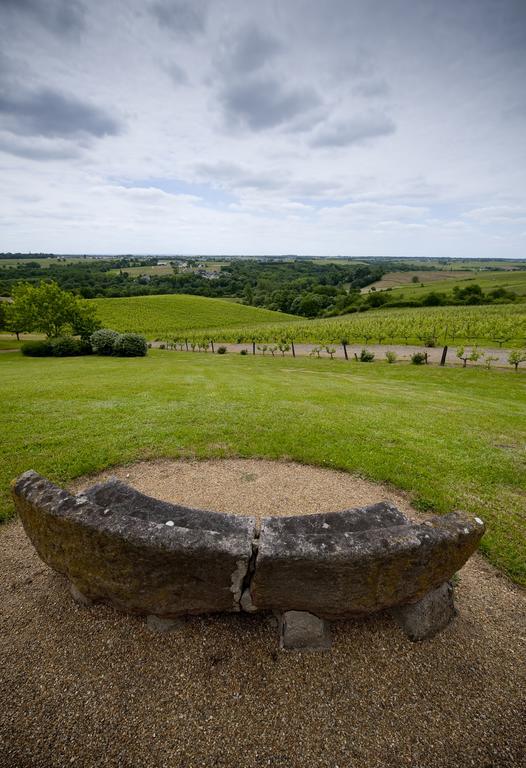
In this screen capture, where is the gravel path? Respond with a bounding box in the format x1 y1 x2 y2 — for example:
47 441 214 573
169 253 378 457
153 342 518 368
1 459 525 768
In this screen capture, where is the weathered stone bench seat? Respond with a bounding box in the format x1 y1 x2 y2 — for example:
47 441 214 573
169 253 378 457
12 471 255 617
12 470 485 647
252 511 482 618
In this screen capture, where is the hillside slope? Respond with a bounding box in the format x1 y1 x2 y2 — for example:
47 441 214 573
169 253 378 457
92 294 298 338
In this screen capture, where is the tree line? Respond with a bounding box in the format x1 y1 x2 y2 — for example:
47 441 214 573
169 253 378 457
0 259 384 318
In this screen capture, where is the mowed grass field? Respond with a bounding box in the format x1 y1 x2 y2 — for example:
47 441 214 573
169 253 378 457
1 350 524 585
0 258 87 267
108 264 175 277
92 293 297 337
363 270 473 292
366 269 526 297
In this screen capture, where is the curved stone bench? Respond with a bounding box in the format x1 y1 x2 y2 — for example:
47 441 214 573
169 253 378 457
251 507 482 618
12 471 255 617
12 470 485 648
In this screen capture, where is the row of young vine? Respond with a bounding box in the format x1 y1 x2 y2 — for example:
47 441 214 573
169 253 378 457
157 305 526 349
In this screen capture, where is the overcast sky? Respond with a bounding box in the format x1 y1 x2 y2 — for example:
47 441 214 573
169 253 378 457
1 0 525 257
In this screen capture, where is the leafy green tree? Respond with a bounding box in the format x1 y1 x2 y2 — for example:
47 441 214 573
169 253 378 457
4 287 35 339
508 350 526 372
70 298 100 340
6 281 100 338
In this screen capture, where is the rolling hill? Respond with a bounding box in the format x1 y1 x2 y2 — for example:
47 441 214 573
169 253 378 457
91 293 298 338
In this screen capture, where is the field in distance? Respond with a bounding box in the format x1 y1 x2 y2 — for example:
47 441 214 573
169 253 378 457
364 269 526 297
92 293 298 337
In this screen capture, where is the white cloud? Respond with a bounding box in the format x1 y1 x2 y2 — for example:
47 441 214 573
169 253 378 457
0 0 525 257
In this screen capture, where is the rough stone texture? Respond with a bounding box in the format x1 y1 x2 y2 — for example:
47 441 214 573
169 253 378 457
251 507 485 619
12 472 485 633
392 581 457 641
84 477 247 534
264 502 408 535
240 588 258 613
12 471 256 618
279 610 332 651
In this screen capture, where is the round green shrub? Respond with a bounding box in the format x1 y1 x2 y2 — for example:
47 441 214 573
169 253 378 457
358 348 375 362
51 336 89 357
21 340 53 357
113 332 148 357
411 352 427 365
90 328 120 355
217 346 227 354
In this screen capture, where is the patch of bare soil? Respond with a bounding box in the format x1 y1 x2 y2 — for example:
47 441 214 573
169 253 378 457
1 459 525 768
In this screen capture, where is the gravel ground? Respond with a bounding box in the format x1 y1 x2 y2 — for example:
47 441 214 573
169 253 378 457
1 459 525 768
150 342 517 368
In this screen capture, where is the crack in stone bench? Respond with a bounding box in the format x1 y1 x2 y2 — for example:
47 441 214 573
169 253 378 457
12 470 485 650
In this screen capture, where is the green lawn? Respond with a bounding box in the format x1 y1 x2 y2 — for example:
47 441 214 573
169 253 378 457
1 351 524 585
91 293 297 338
0 339 21 350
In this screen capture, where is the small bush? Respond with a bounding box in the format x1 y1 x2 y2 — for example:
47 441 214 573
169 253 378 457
21 339 53 357
90 328 119 355
51 336 90 357
421 336 436 347
411 352 427 365
113 332 148 357
357 348 375 362
240 349 248 355
385 350 397 364
159 343 166 349
217 346 227 354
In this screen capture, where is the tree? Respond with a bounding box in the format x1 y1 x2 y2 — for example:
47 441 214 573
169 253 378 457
6 281 100 338
456 346 482 368
508 350 526 372
70 298 101 340
4 287 34 339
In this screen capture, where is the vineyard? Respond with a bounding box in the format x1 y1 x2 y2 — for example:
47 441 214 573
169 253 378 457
161 304 526 348
92 293 297 336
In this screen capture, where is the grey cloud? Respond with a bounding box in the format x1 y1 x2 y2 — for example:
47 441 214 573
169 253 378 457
0 135 81 160
0 0 85 35
151 1 206 37
354 79 390 98
166 62 189 86
219 76 321 130
221 25 282 74
196 161 282 190
311 113 396 147
0 87 121 139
